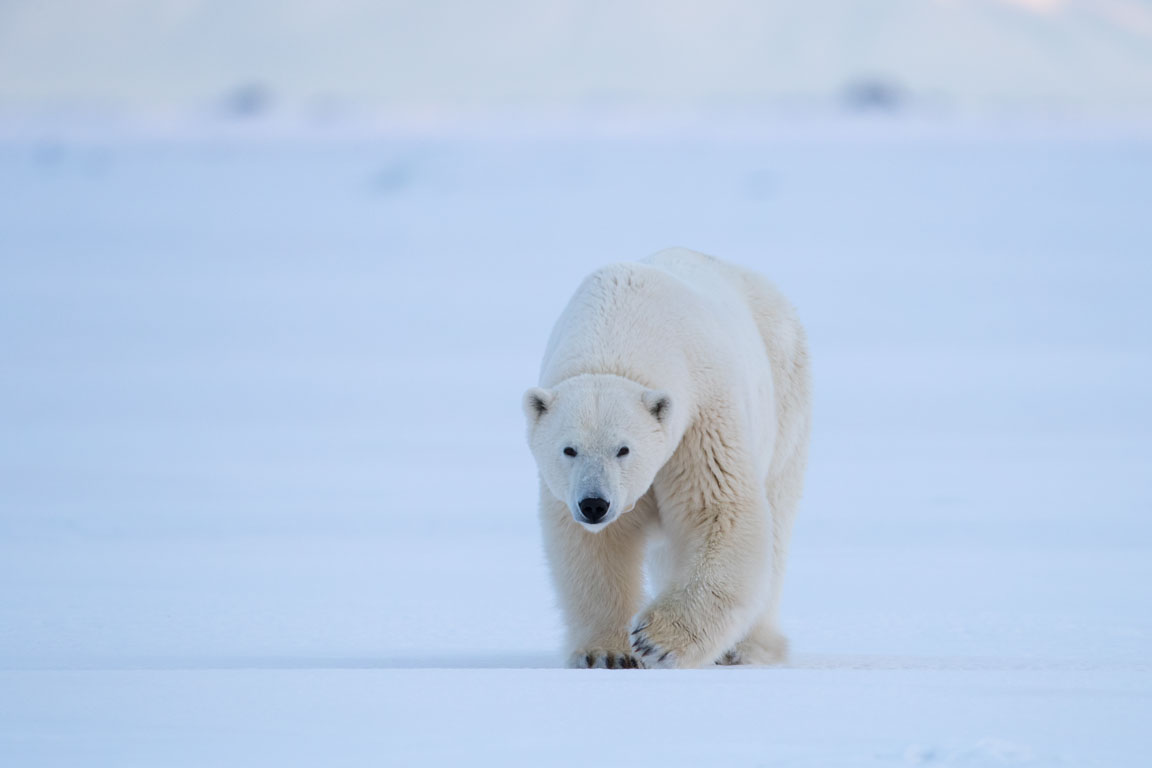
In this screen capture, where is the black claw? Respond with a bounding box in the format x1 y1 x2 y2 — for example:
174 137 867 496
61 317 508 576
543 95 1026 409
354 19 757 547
658 651 670 663
606 655 617 669
584 653 595 668
640 646 654 657
631 624 648 636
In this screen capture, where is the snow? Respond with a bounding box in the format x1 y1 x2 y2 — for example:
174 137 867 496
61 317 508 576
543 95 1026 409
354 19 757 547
1 120 1151 765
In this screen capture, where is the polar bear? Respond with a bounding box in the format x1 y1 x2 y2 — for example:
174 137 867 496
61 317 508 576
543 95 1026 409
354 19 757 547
523 248 811 669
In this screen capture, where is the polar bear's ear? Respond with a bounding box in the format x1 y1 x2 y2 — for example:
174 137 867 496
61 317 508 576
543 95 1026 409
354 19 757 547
642 390 671 424
523 387 555 422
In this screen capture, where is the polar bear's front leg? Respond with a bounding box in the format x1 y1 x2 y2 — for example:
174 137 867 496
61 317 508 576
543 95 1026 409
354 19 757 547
538 485 649 669
630 483 768 668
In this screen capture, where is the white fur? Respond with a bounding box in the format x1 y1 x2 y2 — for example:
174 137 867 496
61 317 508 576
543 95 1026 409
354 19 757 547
523 248 811 669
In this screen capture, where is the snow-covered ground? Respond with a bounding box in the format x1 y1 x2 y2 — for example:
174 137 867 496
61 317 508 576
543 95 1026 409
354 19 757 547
2 120 1151 765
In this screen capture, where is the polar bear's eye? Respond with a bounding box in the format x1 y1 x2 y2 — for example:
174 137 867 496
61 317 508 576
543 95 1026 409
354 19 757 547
563 447 577 457
617 447 629 457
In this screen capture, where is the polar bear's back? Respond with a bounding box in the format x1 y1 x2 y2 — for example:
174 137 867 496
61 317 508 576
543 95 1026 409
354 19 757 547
641 246 729 283
539 247 803 417
646 247 806 369
540 249 759 389
649 247 809 466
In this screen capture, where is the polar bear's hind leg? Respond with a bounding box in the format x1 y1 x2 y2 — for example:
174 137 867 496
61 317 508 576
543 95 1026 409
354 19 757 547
715 619 789 666
728 268 812 665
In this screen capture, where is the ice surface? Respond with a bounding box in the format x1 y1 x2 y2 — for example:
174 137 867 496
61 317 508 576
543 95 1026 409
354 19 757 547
1 121 1150 765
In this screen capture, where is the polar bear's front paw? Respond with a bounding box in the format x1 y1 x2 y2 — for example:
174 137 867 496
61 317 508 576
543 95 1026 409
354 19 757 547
629 604 702 668
568 649 643 669
629 628 678 668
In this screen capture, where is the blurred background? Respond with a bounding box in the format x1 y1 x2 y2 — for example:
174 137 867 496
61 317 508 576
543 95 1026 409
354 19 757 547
1 2 1151 763
3 0 1152 120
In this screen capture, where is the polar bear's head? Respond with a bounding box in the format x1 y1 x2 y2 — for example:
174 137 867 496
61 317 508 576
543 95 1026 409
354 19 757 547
523 374 673 531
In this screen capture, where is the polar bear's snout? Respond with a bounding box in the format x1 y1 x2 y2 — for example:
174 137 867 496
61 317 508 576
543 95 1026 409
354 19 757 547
577 497 611 524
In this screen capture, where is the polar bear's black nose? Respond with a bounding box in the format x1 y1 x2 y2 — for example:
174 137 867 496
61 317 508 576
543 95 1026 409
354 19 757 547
578 497 610 523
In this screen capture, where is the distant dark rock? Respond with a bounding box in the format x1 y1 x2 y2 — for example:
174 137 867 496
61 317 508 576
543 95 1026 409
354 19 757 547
841 78 906 113
219 83 274 118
